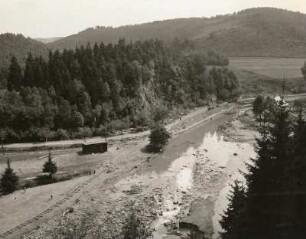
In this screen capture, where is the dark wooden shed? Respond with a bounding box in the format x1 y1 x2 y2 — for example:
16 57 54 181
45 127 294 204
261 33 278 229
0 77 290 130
82 142 107 154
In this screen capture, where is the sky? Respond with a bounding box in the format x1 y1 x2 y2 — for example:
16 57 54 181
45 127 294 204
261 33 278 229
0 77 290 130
0 0 305 38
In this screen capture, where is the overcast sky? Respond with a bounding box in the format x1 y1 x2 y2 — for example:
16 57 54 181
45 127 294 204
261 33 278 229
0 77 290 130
0 0 305 38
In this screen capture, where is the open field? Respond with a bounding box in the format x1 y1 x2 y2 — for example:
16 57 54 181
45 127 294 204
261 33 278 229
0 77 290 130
233 69 306 96
229 57 305 79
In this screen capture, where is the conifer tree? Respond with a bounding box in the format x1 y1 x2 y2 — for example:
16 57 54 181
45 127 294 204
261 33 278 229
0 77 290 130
0 159 19 194
220 181 247 239
221 103 305 239
7 56 22 91
43 152 57 178
292 110 306 236
244 105 293 238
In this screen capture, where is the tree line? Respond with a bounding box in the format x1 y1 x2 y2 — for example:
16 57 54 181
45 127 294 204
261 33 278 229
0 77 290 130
221 97 306 239
0 39 239 143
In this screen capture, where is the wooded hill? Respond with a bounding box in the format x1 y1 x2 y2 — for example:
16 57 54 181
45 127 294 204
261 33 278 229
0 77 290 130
0 33 48 69
0 40 239 143
49 8 306 57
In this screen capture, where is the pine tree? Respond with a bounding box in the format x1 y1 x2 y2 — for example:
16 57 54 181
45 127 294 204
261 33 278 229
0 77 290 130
245 105 293 239
221 104 303 239
7 56 23 91
220 181 247 239
0 159 19 194
292 110 306 237
43 152 57 178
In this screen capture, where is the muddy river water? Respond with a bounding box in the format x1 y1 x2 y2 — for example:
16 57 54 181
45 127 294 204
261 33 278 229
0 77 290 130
153 132 255 239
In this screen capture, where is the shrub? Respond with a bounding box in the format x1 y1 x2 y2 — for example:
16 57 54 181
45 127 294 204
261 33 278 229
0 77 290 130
147 124 170 152
55 129 70 140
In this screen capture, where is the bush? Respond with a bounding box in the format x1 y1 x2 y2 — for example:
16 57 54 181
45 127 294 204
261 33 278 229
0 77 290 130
109 119 130 131
94 124 110 137
55 129 70 140
147 124 170 152
74 127 93 138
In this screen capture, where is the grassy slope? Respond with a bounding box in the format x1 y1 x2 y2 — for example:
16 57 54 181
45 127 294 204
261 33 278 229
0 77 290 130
233 69 306 97
49 8 306 57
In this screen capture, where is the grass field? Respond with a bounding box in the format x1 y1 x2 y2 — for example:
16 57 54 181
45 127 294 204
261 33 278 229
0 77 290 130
229 57 305 79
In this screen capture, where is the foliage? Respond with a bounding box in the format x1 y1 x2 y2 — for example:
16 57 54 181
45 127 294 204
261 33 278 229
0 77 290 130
220 181 247 239
0 159 19 195
220 104 306 239
121 210 153 239
252 95 265 120
42 152 57 178
147 124 170 152
1 39 239 143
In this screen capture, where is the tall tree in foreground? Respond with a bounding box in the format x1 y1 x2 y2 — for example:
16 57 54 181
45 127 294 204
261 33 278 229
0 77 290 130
0 159 19 194
42 152 57 178
244 105 293 239
292 110 306 236
221 102 306 239
220 181 247 239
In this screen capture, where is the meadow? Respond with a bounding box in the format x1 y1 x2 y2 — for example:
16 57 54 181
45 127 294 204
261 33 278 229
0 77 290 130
229 57 305 79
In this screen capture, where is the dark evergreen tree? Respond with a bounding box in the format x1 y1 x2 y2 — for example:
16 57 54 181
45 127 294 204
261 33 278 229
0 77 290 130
292 110 306 236
0 159 19 194
43 152 57 178
220 181 247 239
221 103 306 239
7 56 22 91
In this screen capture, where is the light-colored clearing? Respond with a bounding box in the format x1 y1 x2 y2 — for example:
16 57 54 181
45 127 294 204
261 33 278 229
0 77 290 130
230 57 305 79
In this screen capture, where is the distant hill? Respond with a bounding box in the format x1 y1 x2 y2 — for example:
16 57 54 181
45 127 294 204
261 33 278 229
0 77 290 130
49 8 306 57
35 37 62 44
0 33 48 69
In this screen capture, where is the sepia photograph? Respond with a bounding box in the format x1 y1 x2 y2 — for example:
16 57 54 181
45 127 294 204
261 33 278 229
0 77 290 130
0 0 306 238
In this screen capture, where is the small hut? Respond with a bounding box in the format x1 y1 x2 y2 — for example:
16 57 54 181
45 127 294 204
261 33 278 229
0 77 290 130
82 141 107 154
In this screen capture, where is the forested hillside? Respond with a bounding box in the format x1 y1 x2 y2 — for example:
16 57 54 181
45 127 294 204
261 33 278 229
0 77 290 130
0 33 48 69
49 8 306 57
0 39 239 143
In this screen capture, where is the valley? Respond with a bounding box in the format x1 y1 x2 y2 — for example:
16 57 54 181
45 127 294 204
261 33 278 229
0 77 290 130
0 5 306 239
